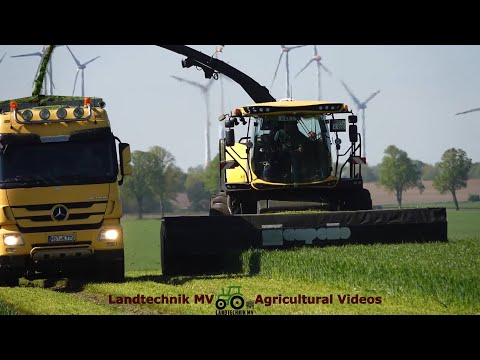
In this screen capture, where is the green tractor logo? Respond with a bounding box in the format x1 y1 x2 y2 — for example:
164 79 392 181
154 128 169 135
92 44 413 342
215 286 245 310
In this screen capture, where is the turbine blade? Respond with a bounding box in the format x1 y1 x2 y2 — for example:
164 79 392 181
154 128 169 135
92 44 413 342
313 45 318 56
270 52 284 89
82 56 100 66
320 63 333 76
72 69 80 96
205 78 215 90
455 107 480 115
364 90 381 105
66 45 82 67
341 80 362 108
294 59 314 78
10 52 42 58
0 52 6 64
171 75 207 90
288 45 307 50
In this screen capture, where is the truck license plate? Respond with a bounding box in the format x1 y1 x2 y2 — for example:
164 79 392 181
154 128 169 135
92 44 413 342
48 234 76 243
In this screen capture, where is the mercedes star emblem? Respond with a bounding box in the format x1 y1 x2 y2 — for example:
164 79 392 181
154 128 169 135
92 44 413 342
51 205 69 221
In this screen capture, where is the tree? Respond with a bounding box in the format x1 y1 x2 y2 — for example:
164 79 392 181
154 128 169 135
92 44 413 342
469 162 480 179
147 146 179 217
378 145 423 208
433 148 472 210
185 166 211 212
362 164 380 182
204 153 220 194
122 150 156 219
421 163 440 180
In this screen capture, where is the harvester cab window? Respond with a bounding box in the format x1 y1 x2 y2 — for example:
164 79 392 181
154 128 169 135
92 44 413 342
252 115 331 183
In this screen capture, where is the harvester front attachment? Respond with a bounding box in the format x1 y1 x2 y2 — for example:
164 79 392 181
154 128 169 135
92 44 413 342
160 207 447 276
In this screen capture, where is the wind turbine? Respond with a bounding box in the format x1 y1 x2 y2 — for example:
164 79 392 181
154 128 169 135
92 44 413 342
271 45 306 99
294 45 332 100
11 46 54 95
171 75 215 168
341 80 381 158
456 107 480 115
66 46 100 97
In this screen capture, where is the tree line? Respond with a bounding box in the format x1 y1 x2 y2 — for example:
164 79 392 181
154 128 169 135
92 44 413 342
120 145 479 218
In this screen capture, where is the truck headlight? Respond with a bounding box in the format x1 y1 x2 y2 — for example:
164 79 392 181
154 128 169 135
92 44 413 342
98 229 119 241
3 234 25 246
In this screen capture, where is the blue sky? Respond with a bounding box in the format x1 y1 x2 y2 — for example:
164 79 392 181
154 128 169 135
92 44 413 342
1 45 479 171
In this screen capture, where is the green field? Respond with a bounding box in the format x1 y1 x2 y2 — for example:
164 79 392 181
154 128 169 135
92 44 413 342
1 209 479 315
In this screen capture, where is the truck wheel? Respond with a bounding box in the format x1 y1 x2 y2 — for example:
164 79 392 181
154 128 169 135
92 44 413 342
0 277 19 287
96 260 125 283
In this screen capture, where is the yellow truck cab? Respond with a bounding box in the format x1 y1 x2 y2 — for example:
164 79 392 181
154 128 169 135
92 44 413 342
0 95 131 286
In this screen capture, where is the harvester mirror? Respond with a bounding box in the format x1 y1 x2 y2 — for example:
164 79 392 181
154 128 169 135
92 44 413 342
246 141 253 149
225 128 235 146
349 124 358 143
329 119 346 132
218 114 227 121
348 115 358 124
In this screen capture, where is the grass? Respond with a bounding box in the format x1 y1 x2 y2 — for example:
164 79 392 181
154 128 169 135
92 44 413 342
0 301 17 315
382 201 480 210
1 208 479 315
122 219 161 271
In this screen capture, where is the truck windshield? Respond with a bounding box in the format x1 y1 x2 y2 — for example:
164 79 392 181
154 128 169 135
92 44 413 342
0 139 118 188
252 115 331 183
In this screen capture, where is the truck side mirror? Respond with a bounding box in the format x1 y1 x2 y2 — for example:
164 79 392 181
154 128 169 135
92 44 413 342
118 143 132 185
225 129 235 147
349 124 358 143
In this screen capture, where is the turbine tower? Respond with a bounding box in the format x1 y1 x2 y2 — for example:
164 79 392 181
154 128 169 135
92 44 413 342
214 45 226 141
171 75 215 168
456 107 480 116
271 45 306 99
295 45 332 100
11 45 54 95
66 46 100 97
341 80 381 158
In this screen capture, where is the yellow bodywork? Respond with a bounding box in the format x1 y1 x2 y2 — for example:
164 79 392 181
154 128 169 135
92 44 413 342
225 100 345 188
225 143 338 188
0 102 125 268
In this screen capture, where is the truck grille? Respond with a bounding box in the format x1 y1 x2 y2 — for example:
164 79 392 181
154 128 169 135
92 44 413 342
11 201 107 233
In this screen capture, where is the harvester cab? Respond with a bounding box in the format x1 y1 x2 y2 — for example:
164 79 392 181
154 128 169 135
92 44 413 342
213 100 371 215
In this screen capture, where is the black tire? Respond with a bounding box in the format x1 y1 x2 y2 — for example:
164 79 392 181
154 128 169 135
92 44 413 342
95 260 125 283
230 295 244 310
354 189 372 210
216 299 227 310
209 193 230 216
0 277 19 287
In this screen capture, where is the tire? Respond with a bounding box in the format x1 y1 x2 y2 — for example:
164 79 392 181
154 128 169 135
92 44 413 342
230 295 244 310
0 277 19 287
95 260 125 283
209 192 230 216
355 189 373 210
216 299 227 310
